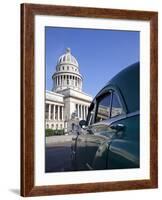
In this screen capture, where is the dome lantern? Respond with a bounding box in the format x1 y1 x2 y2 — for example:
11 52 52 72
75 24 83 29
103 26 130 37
66 47 71 53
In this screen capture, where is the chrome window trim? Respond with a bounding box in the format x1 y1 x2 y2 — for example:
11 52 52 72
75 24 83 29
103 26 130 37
90 110 139 128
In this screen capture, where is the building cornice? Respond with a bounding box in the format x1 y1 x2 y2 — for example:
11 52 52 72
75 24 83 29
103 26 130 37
46 90 64 103
58 88 93 102
64 95 92 103
46 90 64 97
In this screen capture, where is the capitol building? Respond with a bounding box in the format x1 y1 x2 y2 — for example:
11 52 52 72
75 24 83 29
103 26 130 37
45 48 93 133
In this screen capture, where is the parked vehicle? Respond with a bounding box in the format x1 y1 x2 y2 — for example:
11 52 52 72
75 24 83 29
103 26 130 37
71 62 140 170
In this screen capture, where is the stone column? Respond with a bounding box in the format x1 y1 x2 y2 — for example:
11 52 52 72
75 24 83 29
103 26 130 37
80 105 82 119
58 105 60 121
62 76 64 86
61 75 63 86
83 105 85 120
76 104 78 117
53 105 55 120
84 106 87 120
67 75 68 86
73 76 74 86
63 76 64 86
81 105 84 120
78 104 80 119
84 105 86 120
68 76 70 86
65 75 67 86
60 106 62 120
67 75 69 85
60 76 62 85
62 106 64 120
48 104 51 120
59 76 60 86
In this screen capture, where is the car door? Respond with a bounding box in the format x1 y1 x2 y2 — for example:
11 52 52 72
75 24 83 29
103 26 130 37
107 113 139 169
107 91 139 169
85 89 129 170
85 90 113 170
85 123 115 170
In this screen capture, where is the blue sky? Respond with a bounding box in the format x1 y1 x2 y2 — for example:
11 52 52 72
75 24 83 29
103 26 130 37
45 27 139 97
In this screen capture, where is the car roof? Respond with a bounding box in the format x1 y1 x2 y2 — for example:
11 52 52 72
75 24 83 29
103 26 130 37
95 62 139 113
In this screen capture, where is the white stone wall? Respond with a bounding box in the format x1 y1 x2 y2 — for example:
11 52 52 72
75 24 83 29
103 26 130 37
45 90 92 132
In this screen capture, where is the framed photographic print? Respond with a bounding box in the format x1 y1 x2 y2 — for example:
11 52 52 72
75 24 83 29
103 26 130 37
21 3 158 197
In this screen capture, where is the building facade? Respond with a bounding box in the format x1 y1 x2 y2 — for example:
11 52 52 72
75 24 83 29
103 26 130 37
45 48 93 133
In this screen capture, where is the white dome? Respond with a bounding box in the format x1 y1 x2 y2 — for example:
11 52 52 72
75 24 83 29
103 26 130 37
53 48 83 92
57 48 79 67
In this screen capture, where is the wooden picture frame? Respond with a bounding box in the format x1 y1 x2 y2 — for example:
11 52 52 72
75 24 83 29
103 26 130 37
21 3 158 197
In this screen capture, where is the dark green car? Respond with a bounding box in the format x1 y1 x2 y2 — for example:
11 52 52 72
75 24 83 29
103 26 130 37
71 62 139 170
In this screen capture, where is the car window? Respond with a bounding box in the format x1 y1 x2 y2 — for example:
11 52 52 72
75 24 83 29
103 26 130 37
111 92 124 117
95 92 111 123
